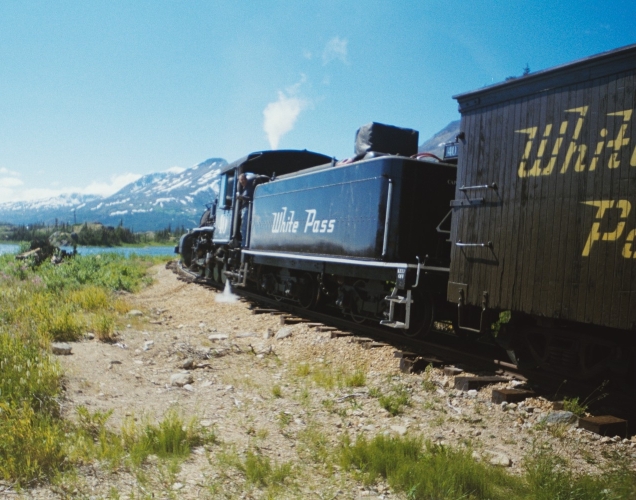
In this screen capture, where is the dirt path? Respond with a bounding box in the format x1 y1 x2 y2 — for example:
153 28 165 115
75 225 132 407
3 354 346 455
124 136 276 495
20 264 636 499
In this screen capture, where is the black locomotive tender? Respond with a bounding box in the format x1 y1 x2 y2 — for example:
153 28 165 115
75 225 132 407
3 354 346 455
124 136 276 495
179 43 636 381
178 123 457 336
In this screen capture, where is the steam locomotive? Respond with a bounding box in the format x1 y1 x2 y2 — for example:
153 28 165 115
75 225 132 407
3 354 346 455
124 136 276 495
178 123 457 337
178 43 636 380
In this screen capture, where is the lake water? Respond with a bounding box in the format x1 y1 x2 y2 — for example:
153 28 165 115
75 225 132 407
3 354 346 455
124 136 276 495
0 243 176 258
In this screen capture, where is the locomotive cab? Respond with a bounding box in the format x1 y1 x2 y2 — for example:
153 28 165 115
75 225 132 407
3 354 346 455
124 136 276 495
177 150 332 281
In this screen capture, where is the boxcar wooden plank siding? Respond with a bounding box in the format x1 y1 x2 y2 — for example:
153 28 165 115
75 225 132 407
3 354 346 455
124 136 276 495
499 98 519 308
449 44 636 331
601 74 623 327
557 81 586 323
584 75 608 326
489 103 508 306
616 72 636 328
546 86 570 318
528 91 550 316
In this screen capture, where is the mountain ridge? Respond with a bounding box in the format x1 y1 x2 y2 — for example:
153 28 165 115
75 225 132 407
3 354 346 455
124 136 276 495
0 122 460 231
0 158 227 232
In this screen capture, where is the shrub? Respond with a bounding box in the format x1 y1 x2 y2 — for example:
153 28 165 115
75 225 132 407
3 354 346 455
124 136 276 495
377 386 411 416
0 252 162 484
91 313 117 342
0 332 61 414
0 403 67 483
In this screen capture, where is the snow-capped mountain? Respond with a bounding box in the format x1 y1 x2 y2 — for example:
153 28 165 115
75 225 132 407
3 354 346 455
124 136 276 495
0 122 460 232
0 158 227 231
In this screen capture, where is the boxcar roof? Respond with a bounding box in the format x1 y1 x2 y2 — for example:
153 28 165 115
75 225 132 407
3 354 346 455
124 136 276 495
453 43 636 113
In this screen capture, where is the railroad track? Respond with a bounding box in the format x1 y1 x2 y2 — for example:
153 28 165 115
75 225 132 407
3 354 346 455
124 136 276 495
170 260 636 422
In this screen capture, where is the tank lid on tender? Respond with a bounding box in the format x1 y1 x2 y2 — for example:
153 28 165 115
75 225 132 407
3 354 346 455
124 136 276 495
219 150 332 176
453 43 636 113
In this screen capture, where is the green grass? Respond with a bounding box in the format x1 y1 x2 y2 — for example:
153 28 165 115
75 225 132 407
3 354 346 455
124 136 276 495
0 402 67 482
69 406 216 473
271 384 283 398
337 434 636 500
293 361 367 390
0 252 174 485
241 450 294 487
213 446 295 496
375 386 411 416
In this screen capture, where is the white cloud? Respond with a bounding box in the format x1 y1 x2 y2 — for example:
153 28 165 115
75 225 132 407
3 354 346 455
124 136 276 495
165 166 186 174
82 173 142 197
322 36 348 65
0 172 142 203
0 177 23 188
263 76 310 150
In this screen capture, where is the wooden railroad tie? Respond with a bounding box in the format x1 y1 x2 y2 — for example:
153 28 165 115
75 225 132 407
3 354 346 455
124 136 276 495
329 330 352 338
454 376 508 391
394 351 418 358
578 415 628 438
318 326 338 332
279 316 310 325
395 351 444 364
363 341 391 349
491 388 535 404
351 337 373 344
251 308 282 315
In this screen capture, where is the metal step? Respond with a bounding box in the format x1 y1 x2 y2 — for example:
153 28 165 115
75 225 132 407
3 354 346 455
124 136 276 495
379 320 406 329
384 295 408 304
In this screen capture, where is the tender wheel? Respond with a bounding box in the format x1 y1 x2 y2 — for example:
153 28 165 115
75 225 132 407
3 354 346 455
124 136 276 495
297 272 317 309
403 290 434 338
350 280 368 324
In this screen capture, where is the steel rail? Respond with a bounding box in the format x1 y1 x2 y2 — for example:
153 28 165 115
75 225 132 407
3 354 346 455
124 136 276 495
173 259 636 420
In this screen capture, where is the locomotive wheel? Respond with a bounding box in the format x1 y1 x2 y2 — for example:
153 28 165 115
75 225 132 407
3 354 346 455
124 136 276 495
297 272 317 309
180 235 194 268
403 290 434 338
350 280 368 324
219 262 227 285
212 262 223 283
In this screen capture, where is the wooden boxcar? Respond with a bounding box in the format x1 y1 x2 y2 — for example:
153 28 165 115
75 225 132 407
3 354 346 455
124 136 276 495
448 44 636 377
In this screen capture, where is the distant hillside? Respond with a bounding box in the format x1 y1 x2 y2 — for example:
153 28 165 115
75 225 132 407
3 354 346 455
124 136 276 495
0 158 227 232
0 122 462 231
418 120 460 158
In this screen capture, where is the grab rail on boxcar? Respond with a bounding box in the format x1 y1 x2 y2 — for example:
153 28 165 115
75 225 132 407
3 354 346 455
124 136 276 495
456 240 493 249
459 182 498 192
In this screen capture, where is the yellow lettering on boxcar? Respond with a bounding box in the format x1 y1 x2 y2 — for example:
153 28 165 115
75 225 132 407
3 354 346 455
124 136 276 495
516 127 538 178
607 110 632 169
560 107 589 174
622 229 636 258
581 200 631 256
516 106 636 177
542 120 569 176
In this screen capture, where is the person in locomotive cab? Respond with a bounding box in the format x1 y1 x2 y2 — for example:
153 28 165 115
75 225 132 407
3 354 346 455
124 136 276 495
236 172 269 247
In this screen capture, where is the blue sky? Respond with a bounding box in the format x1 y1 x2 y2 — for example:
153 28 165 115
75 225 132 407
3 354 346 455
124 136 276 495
1 0 634 202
